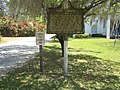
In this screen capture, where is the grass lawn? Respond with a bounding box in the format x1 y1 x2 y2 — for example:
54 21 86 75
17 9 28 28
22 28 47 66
0 37 5 43
0 37 17 43
0 38 120 90
0 37 28 43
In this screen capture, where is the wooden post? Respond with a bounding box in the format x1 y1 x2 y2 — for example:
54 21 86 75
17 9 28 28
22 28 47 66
64 35 68 77
39 45 44 72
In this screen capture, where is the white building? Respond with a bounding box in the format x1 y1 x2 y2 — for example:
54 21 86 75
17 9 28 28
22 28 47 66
85 16 111 39
0 0 8 16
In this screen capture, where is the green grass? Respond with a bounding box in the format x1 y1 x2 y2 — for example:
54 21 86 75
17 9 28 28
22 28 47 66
0 37 4 43
0 37 25 43
0 37 14 43
0 38 120 90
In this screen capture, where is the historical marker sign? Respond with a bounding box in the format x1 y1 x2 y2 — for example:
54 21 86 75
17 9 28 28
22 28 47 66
36 31 45 45
47 1 84 34
47 0 85 77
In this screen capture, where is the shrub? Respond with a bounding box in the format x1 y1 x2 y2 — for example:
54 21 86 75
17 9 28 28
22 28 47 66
0 17 14 36
10 21 46 37
74 34 90 39
91 34 106 37
0 17 46 37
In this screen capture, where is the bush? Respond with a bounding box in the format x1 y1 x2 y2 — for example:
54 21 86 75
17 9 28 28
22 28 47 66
0 17 46 37
91 34 106 37
0 17 14 36
74 34 90 39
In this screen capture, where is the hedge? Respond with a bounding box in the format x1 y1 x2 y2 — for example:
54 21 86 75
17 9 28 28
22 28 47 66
73 34 90 39
0 17 46 37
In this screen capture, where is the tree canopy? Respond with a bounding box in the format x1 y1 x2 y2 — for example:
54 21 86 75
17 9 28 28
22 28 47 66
7 0 120 20
7 0 109 19
4 0 120 57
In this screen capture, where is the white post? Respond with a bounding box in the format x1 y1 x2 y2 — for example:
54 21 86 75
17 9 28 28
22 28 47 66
101 19 104 35
106 15 111 39
64 40 68 77
90 21 93 36
97 16 103 34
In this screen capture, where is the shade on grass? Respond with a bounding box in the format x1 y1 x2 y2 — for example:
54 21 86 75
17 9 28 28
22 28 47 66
0 38 120 90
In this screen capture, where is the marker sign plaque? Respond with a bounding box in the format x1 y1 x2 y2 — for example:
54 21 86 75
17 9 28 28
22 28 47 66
36 31 45 45
47 1 84 34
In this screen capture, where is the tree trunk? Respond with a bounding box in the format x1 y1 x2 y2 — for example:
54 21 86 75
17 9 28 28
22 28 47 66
56 34 64 57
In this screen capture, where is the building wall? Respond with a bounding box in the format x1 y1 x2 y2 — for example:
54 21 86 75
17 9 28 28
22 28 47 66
85 22 91 33
84 16 110 38
0 0 8 16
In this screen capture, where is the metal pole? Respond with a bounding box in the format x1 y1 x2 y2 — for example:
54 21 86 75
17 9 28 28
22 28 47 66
64 35 68 77
39 45 44 72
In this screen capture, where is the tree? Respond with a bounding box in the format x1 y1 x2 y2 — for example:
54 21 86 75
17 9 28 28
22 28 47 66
8 0 120 57
8 0 120 20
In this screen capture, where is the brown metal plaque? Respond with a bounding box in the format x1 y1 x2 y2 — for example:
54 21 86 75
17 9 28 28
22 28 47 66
47 1 84 34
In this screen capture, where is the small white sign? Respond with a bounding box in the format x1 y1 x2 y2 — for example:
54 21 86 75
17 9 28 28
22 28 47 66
36 31 45 45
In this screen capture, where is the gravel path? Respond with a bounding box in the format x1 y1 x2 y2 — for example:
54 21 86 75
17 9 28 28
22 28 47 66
0 34 55 76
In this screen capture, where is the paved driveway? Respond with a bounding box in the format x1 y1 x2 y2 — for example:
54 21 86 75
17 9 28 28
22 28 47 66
0 34 55 76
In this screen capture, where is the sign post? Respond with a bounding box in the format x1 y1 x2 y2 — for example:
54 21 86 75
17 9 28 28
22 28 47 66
36 31 45 72
64 35 68 77
39 45 44 72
